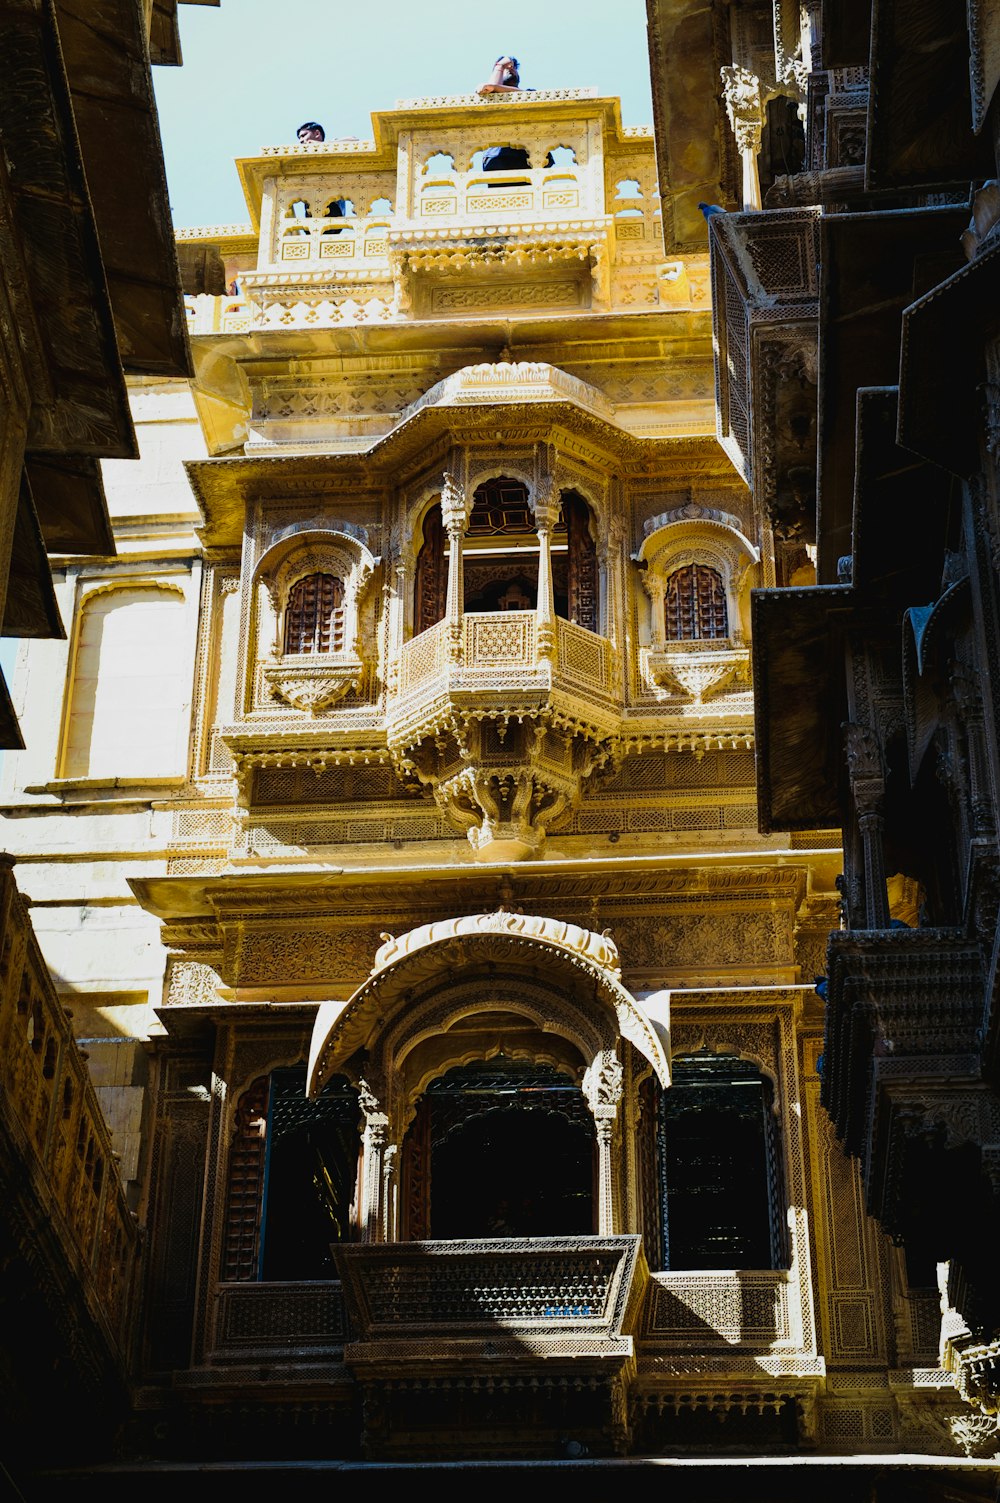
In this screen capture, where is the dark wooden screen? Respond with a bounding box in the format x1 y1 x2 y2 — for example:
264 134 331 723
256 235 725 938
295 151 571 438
565 492 598 632
284 572 344 654
664 563 728 640
221 1075 269 1282
414 506 446 636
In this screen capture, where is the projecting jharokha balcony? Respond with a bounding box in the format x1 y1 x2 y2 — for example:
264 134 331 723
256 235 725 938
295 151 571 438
336 1236 648 1457
387 611 619 861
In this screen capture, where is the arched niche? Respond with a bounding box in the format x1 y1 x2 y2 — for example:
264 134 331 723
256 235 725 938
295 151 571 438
60 580 191 780
636 509 759 700
251 527 380 712
307 912 671 1242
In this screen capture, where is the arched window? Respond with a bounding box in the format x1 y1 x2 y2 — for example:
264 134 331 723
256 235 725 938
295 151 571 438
283 573 345 655
222 1067 360 1282
664 563 728 641
657 1052 787 1270
414 506 446 636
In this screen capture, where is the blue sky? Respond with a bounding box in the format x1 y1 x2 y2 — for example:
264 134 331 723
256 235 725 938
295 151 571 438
153 0 655 227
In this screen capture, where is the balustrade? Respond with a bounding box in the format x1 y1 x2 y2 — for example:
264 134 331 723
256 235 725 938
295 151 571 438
396 612 613 700
0 858 138 1359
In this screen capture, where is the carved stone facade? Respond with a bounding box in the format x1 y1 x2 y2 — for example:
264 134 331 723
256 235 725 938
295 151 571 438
0 28 994 1490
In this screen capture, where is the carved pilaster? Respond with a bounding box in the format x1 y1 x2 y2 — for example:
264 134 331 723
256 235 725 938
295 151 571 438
721 66 764 211
441 471 471 664
586 1048 623 1234
844 722 889 929
534 475 559 661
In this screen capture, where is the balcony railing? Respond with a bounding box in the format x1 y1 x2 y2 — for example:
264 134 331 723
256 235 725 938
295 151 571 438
397 612 615 701
336 1236 647 1362
0 857 139 1364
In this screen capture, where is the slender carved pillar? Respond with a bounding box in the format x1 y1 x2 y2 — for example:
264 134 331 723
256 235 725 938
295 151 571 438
586 1049 623 1233
645 576 666 650
844 722 890 929
534 477 559 661
358 1080 390 1242
441 471 470 664
381 1142 399 1242
721 66 764 211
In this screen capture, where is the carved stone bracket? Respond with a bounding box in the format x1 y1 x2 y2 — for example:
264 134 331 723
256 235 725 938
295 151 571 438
263 653 364 712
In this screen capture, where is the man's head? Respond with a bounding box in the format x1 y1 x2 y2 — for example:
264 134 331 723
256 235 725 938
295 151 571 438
297 121 325 144
495 56 519 80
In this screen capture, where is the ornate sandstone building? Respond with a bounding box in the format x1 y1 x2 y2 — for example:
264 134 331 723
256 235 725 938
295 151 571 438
0 4 999 1494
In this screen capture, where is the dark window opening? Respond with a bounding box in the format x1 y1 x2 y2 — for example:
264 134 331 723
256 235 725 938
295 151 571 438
414 505 446 635
284 573 345 655
481 144 531 180
758 95 806 197
404 1058 594 1240
222 1068 360 1282
658 1052 786 1270
664 563 728 641
322 197 356 235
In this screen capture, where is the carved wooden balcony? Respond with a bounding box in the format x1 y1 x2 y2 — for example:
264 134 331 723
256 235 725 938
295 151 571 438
708 208 820 541
821 927 993 1242
387 612 619 859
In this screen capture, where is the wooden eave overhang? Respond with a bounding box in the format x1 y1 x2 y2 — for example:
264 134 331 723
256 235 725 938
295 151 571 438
822 0 872 67
55 0 193 381
867 0 994 190
644 0 736 253
235 94 639 235
186 398 734 549
752 584 854 834
816 206 969 583
851 386 955 605
149 0 220 68
0 4 131 560
2 472 65 641
898 238 1000 478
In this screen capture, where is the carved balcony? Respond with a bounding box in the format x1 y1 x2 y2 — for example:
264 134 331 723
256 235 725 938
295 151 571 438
388 612 620 860
0 858 139 1383
708 208 820 541
821 927 994 1240
336 1235 648 1458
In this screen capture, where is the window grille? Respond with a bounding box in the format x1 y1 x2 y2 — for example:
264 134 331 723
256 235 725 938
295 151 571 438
664 563 728 640
284 573 344 655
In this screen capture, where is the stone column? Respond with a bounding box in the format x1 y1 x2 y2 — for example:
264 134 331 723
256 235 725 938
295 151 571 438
534 477 559 662
844 722 890 929
440 471 470 664
721 66 764 212
586 1048 623 1234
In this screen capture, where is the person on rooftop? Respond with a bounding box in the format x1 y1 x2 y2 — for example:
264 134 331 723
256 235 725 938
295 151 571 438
296 121 326 144
478 57 521 94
